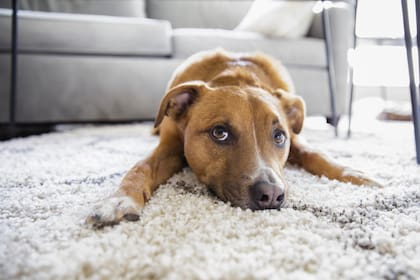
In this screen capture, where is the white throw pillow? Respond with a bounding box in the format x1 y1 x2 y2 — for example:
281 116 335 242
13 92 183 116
235 0 316 38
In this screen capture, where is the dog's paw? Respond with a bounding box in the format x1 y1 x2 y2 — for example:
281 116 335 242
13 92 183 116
85 196 141 229
341 168 383 188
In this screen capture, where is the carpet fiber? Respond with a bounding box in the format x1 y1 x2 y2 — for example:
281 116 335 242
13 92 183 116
1 117 419 279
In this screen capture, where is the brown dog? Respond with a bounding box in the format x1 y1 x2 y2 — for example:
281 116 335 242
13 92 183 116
86 49 380 228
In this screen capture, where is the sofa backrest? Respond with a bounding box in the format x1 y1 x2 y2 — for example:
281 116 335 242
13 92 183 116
0 0 146 17
146 0 253 29
0 0 355 39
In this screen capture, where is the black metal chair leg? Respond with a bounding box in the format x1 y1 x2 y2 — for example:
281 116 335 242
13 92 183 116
9 0 19 138
413 0 420 164
402 0 420 164
321 0 338 137
347 71 354 138
347 0 358 139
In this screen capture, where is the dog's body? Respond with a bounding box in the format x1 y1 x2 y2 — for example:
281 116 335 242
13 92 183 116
86 50 380 228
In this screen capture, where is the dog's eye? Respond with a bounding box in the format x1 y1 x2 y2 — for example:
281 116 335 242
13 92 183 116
210 125 229 142
273 129 286 146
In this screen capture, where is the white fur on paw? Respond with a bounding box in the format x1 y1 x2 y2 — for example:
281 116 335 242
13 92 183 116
86 196 140 228
342 168 383 187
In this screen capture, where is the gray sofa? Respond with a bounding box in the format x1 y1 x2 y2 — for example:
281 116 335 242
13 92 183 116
0 0 354 124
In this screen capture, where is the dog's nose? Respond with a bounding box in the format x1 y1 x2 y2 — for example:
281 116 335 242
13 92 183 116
249 182 284 210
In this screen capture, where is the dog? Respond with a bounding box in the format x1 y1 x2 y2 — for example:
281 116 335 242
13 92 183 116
86 49 381 228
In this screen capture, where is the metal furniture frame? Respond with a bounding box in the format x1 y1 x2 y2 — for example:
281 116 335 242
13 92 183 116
346 0 358 138
401 0 420 164
346 0 419 164
321 0 339 136
8 0 18 137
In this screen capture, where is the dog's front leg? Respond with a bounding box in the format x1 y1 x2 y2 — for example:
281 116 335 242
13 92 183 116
288 135 382 187
86 125 185 228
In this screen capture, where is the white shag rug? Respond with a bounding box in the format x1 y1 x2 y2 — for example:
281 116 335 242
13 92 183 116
1 111 420 279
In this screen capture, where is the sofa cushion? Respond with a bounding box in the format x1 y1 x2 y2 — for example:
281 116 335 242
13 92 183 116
172 29 327 67
0 9 171 56
146 0 253 29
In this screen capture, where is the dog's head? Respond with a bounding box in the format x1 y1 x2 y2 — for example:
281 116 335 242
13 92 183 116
155 81 305 210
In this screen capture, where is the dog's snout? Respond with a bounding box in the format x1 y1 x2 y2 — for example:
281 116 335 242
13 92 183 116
249 182 284 210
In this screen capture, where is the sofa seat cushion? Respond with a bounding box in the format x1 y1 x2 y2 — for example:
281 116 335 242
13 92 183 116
0 9 171 56
172 28 326 67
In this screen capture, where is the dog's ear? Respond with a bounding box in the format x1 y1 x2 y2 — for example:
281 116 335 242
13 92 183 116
154 81 208 128
273 89 306 134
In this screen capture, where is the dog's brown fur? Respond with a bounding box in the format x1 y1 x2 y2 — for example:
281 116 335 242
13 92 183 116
86 50 381 228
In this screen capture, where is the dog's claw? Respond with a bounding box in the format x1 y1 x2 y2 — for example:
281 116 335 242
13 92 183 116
85 196 141 229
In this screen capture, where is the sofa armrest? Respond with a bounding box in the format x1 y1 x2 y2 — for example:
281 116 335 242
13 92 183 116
307 1 355 112
308 1 355 48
